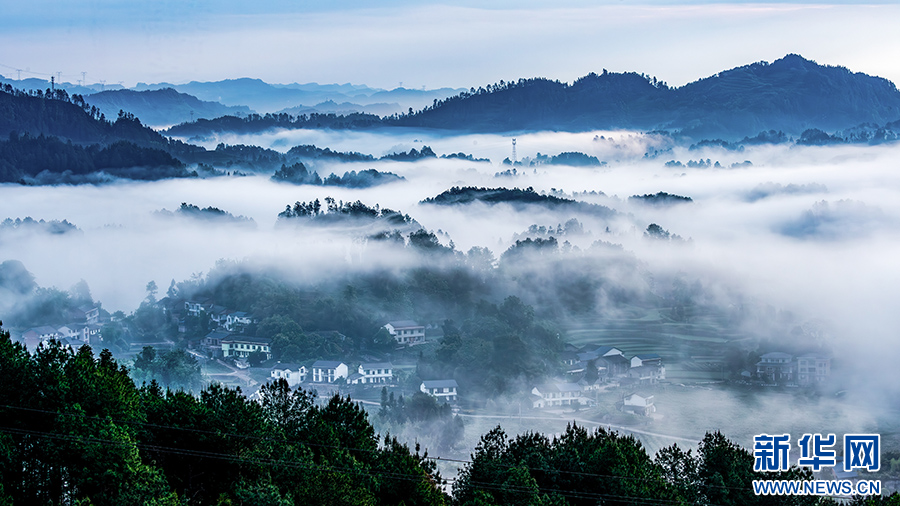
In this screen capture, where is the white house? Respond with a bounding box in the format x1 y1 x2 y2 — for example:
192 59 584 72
630 354 661 368
358 362 393 384
531 382 589 409
629 354 665 384
622 393 656 416
184 299 213 317
85 324 103 346
57 324 87 344
311 361 349 383
420 379 458 402
796 353 831 386
221 336 271 360
384 320 425 345
22 326 61 342
224 311 253 332
756 352 795 383
79 305 100 324
270 363 307 387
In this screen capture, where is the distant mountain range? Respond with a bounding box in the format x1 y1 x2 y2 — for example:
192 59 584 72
132 78 463 114
0 74 463 122
160 55 900 140
4 54 900 152
83 88 252 128
396 54 900 138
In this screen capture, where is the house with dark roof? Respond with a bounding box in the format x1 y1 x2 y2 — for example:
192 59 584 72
224 311 253 332
202 330 230 357
420 379 458 402
184 299 213 317
756 352 795 383
531 382 589 409
221 336 271 360
78 305 100 324
629 354 665 384
384 320 425 345
358 362 393 384
22 326 61 342
601 354 631 378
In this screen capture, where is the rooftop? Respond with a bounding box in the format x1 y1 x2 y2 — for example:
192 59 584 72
422 379 458 388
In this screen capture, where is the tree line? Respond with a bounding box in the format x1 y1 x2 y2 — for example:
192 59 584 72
2 324 894 505
0 324 447 505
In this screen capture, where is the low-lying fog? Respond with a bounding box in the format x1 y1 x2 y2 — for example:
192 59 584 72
2 129 899 453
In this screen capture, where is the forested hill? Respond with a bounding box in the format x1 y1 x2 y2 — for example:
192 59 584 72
395 54 900 138
0 85 197 155
84 88 253 127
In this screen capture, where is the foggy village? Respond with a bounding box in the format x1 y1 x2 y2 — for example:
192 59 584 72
1 1 900 505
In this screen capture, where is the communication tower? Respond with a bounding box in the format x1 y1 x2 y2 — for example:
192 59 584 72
512 138 517 163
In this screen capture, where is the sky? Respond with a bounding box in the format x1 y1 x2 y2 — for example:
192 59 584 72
0 1 898 91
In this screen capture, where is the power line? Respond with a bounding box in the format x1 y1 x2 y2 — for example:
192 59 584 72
0 61 112 86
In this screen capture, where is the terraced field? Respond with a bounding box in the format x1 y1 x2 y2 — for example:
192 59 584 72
561 304 750 368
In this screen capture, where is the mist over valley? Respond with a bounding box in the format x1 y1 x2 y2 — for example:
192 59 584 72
3 51 900 504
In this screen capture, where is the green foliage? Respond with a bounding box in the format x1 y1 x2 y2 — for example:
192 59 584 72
0 323 446 505
428 296 559 397
131 346 202 391
0 132 188 183
454 425 833 506
377 389 465 452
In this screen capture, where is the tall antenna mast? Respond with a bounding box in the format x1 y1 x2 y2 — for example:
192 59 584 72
511 138 517 163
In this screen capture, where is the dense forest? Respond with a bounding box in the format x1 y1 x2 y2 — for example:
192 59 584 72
154 203 255 225
272 162 405 188
422 187 618 219
0 132 189 183
165 111 384 137
0 325 447 505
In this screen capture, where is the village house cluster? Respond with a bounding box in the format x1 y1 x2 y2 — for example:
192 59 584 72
755 351 831 386
531 343 666 412
18 305 103 351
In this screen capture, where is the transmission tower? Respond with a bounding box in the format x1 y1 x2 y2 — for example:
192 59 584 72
511 138 517 163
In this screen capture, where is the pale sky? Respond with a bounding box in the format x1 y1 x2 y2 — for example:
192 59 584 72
1 1 898 90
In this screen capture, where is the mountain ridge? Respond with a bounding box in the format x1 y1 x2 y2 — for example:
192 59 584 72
394 54 900 138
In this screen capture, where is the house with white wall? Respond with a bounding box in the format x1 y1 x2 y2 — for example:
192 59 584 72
420 379 458 402
311 361 349 383
384 320 425 345
270 363 307 386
